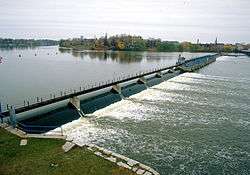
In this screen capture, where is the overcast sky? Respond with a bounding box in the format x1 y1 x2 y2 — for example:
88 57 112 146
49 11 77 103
0 0 250 43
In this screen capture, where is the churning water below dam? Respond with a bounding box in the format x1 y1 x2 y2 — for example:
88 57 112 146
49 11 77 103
51 55 250 174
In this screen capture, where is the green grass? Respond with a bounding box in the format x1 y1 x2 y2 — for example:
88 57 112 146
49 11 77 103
0 128 135 175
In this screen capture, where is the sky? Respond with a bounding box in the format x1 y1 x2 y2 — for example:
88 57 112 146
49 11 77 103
0 0 250 43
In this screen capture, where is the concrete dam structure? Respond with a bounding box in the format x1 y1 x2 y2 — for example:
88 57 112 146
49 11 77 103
0 54 219 133
240 50 250 56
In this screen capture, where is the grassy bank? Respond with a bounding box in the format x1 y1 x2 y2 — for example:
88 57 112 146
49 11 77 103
0 128 135 175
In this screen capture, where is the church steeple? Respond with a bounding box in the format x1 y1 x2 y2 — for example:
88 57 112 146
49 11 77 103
215 37 218 45
103 33 109 50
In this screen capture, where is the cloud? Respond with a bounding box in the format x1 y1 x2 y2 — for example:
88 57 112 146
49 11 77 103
0 0 249 43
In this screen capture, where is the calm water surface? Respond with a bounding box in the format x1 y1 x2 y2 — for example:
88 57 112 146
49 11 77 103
52 55 250 175
0 46 205 110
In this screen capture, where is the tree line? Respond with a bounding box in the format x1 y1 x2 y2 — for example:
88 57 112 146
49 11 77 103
0 36 238 52
0 38 58 48
59 34 237 53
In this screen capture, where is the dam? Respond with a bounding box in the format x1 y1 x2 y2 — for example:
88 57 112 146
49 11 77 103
0 53 218 133
1 51 250 175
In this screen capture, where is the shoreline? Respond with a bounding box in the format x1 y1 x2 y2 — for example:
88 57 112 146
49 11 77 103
0 123 160 175
58 46 224 53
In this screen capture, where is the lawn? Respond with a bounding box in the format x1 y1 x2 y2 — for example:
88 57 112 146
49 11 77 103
0 128 135 175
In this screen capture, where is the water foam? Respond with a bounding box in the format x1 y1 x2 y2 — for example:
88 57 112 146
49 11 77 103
48 72 250 156
48 74 194 143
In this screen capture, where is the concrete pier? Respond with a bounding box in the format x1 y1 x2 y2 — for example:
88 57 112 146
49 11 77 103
69 97 80 110
69 97 84 117
155 71 162 78
9 106 17 127
111 84 122 94
138 77 147 84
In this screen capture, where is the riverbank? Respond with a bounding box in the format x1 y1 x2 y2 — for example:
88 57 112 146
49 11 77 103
58 46 220 53
59 34 239 53
0 127 136 175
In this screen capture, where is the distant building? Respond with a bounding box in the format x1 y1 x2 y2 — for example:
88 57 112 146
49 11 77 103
198 43 224 52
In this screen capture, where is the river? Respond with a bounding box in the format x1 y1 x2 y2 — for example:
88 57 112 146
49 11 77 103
1 47 249 174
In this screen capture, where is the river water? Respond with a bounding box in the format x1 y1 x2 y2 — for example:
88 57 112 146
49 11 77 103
1 47 249 174
0 46 205 110
53 55 250 174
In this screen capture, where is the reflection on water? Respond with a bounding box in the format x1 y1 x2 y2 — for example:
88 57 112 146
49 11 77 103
64 49 161 63
60 48 209 64
70 50 144 63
